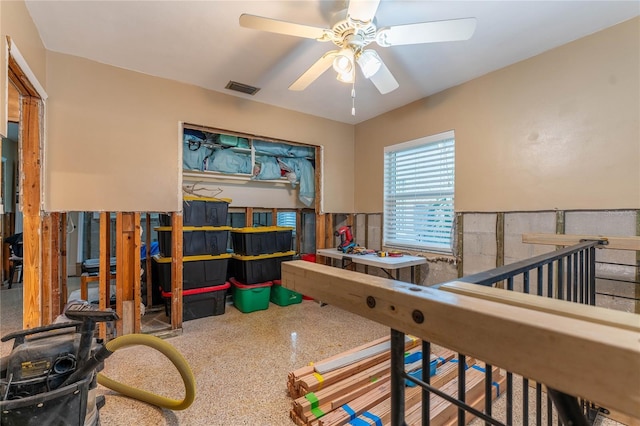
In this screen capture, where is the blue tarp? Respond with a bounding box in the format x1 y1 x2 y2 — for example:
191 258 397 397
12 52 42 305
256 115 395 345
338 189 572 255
278 157 315 206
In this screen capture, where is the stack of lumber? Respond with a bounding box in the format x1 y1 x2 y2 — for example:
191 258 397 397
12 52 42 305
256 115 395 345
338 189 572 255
287 337 505 426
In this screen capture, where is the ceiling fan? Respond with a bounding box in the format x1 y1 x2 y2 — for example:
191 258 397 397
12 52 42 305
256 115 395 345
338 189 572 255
239 0 477 95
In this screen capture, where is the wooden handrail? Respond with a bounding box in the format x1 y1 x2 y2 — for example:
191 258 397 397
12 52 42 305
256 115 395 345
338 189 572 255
281 260 640 419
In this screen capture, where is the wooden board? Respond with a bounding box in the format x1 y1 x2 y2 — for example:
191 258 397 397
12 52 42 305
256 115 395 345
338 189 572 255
281 261 640 419
440 281 640 333
171 212 183 330
522 233 640 251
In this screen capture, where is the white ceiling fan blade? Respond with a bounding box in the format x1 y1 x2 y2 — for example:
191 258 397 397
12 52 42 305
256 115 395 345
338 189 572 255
368 56 399 94
240 14 329 40
289 50 338 91
347 0 380 23
376 18 477 47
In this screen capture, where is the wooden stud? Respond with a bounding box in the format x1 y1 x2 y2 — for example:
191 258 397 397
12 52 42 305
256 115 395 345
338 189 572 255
51 212 62 318
636 210 640 315
495 212 504 289
271 208 278 226
364 214 369 275
8 81 19 123
316 214 325 249
245 207 253 227
145 213 153 308
115 212 140 335
295 209 302 253
325 214 334 250
456 213 464 279
133 213 141 333
522 233 640 251
41 213 52 324
8 55 40 98
20 97 42 330
115 213 124 336
346 214 354 228
99 212 110 340
281 261 640 419
60 213 68 308
171 212 183 330
555 210 566 246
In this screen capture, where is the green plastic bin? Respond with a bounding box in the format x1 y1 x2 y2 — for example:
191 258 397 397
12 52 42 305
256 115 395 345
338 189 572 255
230 278 272 313
270 279 302 306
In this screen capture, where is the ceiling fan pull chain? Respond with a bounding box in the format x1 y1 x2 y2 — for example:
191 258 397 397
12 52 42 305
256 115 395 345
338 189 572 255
351 80 356 116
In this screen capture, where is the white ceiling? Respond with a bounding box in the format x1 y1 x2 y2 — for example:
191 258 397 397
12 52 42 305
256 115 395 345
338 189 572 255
25 1 639 125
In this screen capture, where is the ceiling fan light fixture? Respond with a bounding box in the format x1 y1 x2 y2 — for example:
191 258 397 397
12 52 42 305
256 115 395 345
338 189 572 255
332 47 354 75
336 70 355 83
358 49 382 78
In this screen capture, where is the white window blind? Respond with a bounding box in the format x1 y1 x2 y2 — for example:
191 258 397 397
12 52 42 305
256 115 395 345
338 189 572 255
383 130 455 253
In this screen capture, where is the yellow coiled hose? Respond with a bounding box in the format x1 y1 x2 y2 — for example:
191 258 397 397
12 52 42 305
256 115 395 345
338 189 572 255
97 334 196 410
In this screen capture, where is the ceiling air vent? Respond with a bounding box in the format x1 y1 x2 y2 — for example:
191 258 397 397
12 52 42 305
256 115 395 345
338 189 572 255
225 81 260 95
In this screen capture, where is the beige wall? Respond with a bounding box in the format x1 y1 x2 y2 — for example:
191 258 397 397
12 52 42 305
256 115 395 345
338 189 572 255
1 0 47 89
44 52 354 213
354 17 640 213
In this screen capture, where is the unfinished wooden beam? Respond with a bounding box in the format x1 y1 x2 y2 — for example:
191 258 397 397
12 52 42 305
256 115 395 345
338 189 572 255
60 213 67 308
325 214 334 250
8 81 19 122
171 212 183 330
99 212 111 340
41 214 52 324
281 261 640 419
523 233 640 251
440 281 640 333
20 96 42 330
145 213 153 308
115 212 141 335
456 213 463 278
296 209 302 253
51 212 62 318
245 207 253 227
271 208 278 226
316 214 326 250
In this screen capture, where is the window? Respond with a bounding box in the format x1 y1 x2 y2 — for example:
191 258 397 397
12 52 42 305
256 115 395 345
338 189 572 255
383 130 455 253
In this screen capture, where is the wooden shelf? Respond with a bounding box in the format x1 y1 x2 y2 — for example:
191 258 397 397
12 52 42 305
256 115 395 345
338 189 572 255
183 170 289 185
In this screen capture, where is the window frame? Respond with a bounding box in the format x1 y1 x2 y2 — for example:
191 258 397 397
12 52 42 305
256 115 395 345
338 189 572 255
383 130 455 254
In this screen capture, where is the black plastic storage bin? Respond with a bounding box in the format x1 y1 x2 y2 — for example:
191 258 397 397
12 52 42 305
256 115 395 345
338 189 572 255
160 196 231 227
162 282 230 321
231 227 277 256
230 251 295 284
156 226 230 256
275 227 293 252
153 254 231 291
81 257 116 275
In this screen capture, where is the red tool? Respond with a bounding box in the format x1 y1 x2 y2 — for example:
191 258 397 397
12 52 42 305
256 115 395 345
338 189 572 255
335 226 356 253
